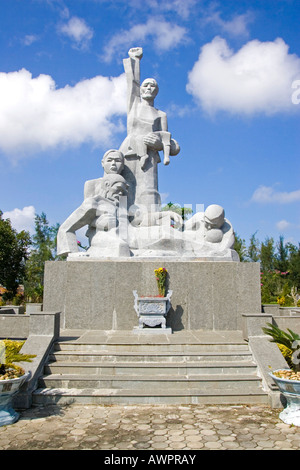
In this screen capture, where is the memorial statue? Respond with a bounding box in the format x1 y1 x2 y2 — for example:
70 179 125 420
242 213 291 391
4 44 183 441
57 47 239 261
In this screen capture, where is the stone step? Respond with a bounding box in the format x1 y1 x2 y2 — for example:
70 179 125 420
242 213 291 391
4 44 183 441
38 373 262 391
34 331 268 406
49 350 253 363
44 360 258 376
54 341 250 353
32 386 268 406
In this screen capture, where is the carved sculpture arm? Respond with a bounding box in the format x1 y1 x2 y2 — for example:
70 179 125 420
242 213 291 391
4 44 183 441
143 133 164 151
158 210 183 229
219 221 235 250
56 198 98 256
123 47 143 118
160 112 168 132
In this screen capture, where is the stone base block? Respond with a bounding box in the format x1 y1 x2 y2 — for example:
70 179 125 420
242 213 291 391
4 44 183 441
43 259 261 331
132 327 173 335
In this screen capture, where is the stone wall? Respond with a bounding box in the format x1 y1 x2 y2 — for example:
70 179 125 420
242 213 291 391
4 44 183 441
43 260 261 331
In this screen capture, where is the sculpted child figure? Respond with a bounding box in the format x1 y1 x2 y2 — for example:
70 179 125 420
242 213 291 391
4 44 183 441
184 204 235 252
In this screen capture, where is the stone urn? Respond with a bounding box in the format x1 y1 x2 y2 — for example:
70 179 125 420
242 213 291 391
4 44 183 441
0 372 30 426
133 290 172 331
269 369 300 426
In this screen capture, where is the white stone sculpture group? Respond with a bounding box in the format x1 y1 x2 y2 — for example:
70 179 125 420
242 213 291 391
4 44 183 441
57 47 238 261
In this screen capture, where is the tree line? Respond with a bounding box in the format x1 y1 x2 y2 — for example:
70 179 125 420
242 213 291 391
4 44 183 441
0 209 299 306
234 232 300 306
0 210 60 304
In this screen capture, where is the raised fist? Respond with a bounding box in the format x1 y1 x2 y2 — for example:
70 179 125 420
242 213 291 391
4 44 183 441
128 47 143 59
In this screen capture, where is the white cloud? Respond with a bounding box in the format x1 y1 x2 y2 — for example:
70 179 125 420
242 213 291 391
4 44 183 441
58 16 93 50
0 68 127 158
276 220 292 232
165 102 194 118
203 11 253 37
22 34 39 46
102 18 188 63
101 0 196 19
186 37 300 115
146 0 197 19
2 206 36 233
251 185 300 204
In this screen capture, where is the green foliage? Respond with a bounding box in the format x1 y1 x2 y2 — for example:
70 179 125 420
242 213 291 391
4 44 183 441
0 211 31 300
247 231 260 262
277 344 294 369
274 236 289 272
262 323 300 371
260 237 275 272
289 244 300 287
24 212 60 302
0 339 36 377
262 323 300 349
236 233 300 305
161 202 193 221
260 270 291 305
233 234 247 261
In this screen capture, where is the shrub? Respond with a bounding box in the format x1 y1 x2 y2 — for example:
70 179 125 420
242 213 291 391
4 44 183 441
262 323 300 372
0 340 35 379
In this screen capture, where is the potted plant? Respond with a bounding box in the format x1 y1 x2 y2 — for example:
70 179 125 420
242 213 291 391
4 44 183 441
0 340 35 426
262 323 300 426
133 267 172 330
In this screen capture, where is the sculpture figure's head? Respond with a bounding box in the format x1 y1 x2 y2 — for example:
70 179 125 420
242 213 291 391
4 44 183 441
100 174 129 204
102 149 124 175
140 78 159 101
204 205 225 230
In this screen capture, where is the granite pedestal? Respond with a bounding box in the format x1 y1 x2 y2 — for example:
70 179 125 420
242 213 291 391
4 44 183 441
43 259 261 331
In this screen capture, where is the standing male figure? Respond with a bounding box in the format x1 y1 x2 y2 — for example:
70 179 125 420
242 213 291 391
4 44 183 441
119 47 180 212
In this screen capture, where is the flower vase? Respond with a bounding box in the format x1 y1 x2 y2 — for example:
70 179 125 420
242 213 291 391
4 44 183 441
0 372 29 426
269 370 300 426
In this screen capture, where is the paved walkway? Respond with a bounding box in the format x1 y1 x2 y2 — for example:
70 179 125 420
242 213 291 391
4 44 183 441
0 403 299 450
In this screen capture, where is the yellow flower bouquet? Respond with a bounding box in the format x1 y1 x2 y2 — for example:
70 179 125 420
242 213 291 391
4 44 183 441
154 267 168 297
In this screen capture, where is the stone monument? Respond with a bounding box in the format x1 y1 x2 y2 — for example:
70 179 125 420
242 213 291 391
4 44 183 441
44 47 261 331
57 47 239 261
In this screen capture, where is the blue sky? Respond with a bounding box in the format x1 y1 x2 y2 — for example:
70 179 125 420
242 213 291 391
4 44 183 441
0 0 299 249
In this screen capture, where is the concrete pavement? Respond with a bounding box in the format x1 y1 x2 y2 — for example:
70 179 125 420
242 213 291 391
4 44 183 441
0 403 299 450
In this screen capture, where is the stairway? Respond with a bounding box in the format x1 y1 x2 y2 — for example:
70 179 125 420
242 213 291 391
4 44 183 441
32 330 269 406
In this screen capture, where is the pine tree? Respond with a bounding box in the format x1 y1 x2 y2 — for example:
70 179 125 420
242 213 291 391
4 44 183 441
260 237 275 272
247 232 260 262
